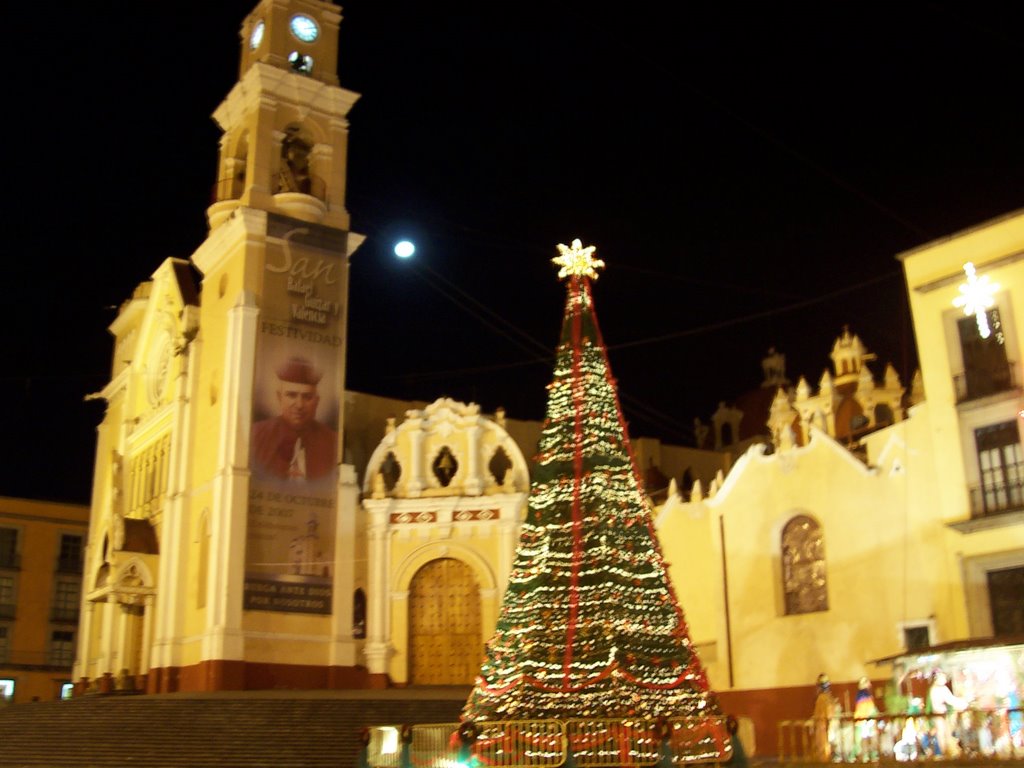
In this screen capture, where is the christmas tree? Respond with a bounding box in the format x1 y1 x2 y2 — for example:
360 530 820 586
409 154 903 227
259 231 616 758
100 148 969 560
463 240 722 729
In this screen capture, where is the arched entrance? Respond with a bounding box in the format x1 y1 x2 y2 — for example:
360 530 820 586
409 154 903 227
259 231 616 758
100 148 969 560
409 558 481 685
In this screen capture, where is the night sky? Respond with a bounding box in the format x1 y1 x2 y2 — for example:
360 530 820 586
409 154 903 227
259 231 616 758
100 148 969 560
3 2 1022 502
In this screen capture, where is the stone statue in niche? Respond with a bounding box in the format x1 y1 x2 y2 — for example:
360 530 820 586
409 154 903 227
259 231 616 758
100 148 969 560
274 128 314 195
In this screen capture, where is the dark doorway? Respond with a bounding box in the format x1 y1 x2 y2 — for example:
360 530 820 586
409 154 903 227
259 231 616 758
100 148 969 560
988 566 1024 636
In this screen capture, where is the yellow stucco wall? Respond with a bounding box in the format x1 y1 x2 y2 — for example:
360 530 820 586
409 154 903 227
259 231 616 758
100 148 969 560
658 423 954 692
899 210 1024 523
0 496 89 702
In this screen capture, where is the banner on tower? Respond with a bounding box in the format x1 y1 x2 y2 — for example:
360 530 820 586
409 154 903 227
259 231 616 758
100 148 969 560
244 214 347 615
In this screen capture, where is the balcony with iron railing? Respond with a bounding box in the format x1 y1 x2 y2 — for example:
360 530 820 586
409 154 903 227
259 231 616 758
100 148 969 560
969 477 1024 519
953 361 1020 404
0 648 74 669
778 708 1024 762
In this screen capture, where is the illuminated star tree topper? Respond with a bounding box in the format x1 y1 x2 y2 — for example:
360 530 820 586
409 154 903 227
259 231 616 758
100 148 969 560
553 238 604 280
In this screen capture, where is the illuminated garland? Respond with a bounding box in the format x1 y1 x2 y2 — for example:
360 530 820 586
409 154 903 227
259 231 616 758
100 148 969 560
463 243 720 723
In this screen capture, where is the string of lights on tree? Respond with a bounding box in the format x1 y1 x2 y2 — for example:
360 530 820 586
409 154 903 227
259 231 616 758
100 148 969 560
462 240 723 748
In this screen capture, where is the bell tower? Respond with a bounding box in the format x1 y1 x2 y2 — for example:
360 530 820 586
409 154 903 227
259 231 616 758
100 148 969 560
208 0 358 232
239 0 341 86
112 0 365 693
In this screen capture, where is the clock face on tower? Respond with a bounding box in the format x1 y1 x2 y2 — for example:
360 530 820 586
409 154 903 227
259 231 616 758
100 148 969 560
289 14 318 43
250 20 265 50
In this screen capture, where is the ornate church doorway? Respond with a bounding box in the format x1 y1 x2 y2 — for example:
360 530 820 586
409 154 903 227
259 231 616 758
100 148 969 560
408 558 481 685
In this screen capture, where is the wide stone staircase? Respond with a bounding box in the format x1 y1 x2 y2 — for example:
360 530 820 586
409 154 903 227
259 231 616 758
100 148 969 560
0 689 470 768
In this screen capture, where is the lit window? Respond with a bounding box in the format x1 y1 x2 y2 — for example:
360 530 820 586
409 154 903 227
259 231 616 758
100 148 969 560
60 682 74 699
0 678 14 700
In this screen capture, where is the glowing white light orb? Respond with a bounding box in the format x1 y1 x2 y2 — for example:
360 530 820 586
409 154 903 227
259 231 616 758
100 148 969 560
394 240 415 259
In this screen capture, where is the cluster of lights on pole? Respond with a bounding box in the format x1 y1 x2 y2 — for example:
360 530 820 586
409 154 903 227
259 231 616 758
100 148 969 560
953 261 999 339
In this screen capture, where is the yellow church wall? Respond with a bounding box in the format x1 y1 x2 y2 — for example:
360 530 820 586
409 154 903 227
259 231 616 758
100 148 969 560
659 427 954 694
343 391 429 480
243 618 334 666
180 487 213 666
189 235 253 491
860 404 968 643
655 495 720 653
635 437 732 493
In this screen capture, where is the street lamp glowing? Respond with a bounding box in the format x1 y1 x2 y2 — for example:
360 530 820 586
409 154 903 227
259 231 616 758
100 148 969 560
394 240 415 259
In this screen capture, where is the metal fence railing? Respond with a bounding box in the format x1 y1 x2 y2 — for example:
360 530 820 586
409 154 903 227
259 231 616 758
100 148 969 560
779 708 1024 762
365 716 730 768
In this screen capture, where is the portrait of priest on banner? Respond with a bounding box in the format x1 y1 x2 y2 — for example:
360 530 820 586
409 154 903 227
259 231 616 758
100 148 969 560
251 355 338 483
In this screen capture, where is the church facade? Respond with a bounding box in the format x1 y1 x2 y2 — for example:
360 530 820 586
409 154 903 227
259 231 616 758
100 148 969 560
71 0 734 696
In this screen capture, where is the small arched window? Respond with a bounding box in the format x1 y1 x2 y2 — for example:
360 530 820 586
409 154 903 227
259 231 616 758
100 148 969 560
353 588 366 639
720 422 734 447
432 446 458 487
781 515 828 615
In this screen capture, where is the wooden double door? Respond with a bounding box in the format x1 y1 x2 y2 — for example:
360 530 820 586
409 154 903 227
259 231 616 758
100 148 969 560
408 558 481 685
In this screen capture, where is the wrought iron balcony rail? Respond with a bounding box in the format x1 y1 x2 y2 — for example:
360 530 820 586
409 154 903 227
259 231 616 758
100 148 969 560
953 361 1020 404
778 708 1024 762
366 716 730 768
969 477 1024 518
0 648 73 668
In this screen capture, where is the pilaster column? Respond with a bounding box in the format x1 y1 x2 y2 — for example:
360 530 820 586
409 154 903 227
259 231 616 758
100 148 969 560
152 334 199 673
204 291 259 664
325 117 351 229
140 596 155 674
98 601 115 674
464 424 482 496
241 94 278 212
407 418 425 496
329 464 359 667
73 601 95 682
363 505 390 675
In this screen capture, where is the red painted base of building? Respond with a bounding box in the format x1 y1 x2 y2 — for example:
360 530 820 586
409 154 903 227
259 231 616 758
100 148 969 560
108 661 375 693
